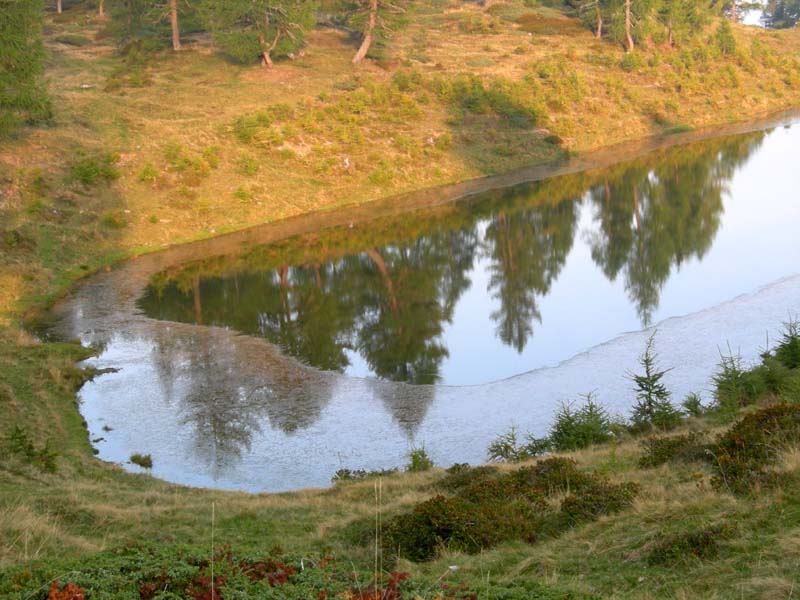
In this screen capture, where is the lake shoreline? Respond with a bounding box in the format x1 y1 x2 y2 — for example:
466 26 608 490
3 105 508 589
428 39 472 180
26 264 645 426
21 105 800 329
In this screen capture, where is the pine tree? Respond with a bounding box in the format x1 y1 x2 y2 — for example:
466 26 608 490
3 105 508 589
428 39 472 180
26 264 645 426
628 332 682 430
198 0 317 67
336 0 414 64
0 0 51 134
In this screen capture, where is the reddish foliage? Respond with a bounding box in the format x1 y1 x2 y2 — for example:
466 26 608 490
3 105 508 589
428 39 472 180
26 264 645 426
48 582 86 600
139 568 169 600
239 558 297 586
346 571 410 600
186 574 227 600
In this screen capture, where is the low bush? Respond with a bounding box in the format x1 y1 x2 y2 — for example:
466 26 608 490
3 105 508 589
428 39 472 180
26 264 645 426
331 467 399 484
711 403 800 494
487 425 550 462
559 480 640 526
130 453 153 469
647 523 734 566
550 394 618 450
3 425 58 473
69 153 120 186
386 458 637 561
383 495 498 561
406 447 435 472
638 432 710 468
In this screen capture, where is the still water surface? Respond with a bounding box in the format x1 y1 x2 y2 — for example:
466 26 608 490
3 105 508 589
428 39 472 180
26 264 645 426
45 122 800 491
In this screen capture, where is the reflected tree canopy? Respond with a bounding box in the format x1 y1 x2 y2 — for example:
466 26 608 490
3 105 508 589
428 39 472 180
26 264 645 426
139 131 764 384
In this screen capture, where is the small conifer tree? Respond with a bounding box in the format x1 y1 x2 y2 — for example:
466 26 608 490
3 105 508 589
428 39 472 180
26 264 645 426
629 332 682 431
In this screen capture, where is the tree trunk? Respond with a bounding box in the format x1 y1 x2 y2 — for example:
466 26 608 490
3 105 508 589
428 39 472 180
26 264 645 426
170 0 181 51
98 0 105 18
366 248 398 312
731 0 737 22
261 50 274 68
57 0 62 14
353 0 378 64
192 275 203 325
596 12 603 38
625 0 634 52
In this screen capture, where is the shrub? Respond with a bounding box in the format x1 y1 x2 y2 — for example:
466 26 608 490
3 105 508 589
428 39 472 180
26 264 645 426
628 333 682 431
621 52 644 72
438 464 499 492
406 447 434 472
100 212 127 229
138 162 159 184
712 349 768 416
559 481 640 526
4 425 58 473
512 457 595 497
331 467 399 484
711 403 800 494
638 432 710 468
487 425 551 462
70 153 121 186
681 392 706 417
715 21 736 56
383 495 494 561
647 523 734 566
549 394 616 451
775 319 800 370
130 453 153 469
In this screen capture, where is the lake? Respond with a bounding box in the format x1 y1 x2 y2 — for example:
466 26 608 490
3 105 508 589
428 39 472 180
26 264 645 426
42 116 800 492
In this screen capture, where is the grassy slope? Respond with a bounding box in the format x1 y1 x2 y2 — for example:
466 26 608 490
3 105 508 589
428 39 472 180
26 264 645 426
1 1 800 597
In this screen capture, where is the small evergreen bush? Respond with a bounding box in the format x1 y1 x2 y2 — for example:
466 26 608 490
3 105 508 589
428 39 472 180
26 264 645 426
549 393 616 451
628 333 682 431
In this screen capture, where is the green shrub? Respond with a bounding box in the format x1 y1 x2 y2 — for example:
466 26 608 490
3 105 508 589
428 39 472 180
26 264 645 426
383 495 496 561
237 153 260 176
4 426 58 473
559 480 640 526
406 447 434 472
638 432 710 468
512 457 595 497
438 464 500 493
130 453 153 468
715 21 736 56
647 523 734 566
100 212 127 229
712 350 768 416
711 403 800 494
331 467 399 484
549 394 616 451
629 333 682 431
70 153 121 186
775 319 800 370
681 392 706 417
487 425 551 462
621 52 644 72
138 162 158 184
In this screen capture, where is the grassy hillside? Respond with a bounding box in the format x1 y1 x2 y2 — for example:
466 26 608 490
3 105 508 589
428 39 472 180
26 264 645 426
1 1 800 598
